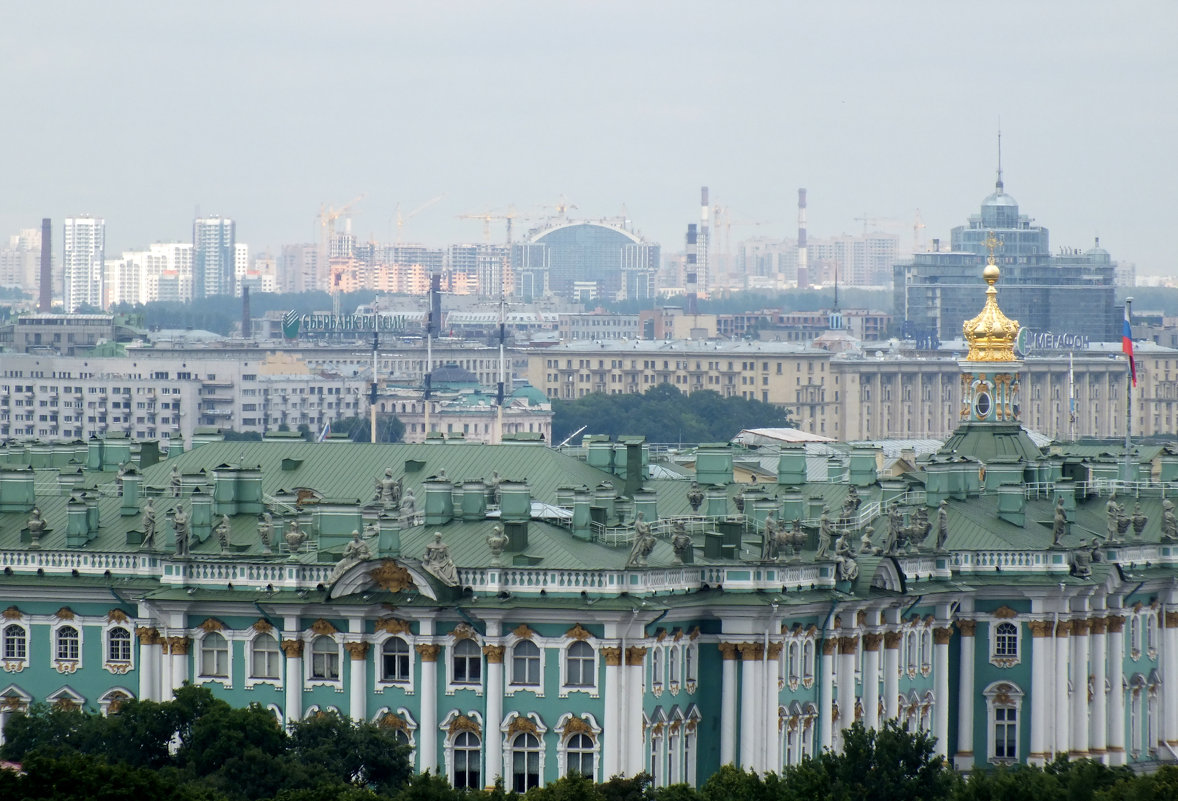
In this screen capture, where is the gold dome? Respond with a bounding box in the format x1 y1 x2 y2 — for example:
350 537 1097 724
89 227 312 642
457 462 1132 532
963 234 1019 362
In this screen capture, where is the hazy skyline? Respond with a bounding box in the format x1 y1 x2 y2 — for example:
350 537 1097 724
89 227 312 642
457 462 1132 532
2 2 1176 274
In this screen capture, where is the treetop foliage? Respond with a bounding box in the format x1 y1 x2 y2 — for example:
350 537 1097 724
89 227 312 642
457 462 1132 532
552 383 792 445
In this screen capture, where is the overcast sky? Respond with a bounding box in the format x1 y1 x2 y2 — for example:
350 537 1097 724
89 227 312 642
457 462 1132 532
3 1 1176 274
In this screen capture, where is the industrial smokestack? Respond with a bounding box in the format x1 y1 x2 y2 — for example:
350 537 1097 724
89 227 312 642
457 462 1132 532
699 186 709 296
796 188 808 289
39 218 51 312
241 286 251 338
685 224 698 315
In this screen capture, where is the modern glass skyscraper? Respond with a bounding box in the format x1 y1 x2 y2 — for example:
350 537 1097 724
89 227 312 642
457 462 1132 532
63 216 105 312
523 221 659 302
193 216 236 298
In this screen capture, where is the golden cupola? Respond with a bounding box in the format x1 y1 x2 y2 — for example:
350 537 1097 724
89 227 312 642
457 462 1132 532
963 232 1019 361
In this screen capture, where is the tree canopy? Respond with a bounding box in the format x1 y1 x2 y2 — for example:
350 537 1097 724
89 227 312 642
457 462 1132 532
552 384 792 445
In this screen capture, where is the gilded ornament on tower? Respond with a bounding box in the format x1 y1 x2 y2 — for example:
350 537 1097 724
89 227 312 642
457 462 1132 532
963 232 1020 362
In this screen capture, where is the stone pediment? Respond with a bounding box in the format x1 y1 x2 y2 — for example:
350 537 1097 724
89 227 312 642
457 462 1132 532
327 557 440 601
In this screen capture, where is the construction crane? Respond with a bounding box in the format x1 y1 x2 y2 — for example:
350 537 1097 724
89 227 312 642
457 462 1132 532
457 207 524 245
853 214 900 236
395 194 445 244
318 194 364 315
713 204 775 280
913 209 927 252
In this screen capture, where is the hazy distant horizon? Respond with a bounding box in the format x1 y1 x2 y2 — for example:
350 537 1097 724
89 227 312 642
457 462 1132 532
2 2 1175 274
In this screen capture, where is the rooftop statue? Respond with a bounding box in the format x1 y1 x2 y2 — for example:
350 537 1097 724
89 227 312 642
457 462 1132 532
815 507 834 560
27 507 45 550
284 518 307 555
257 512 274 554
141 499 158 551
172 506 189 557
331 530 373 583
423 531 458 586
627 512 657 568
1051 497 1069 547
1162 499 1177 543
935 500 949 553
671 520 693 565
486 524 508 566
215 514 231 554
686 482 704 513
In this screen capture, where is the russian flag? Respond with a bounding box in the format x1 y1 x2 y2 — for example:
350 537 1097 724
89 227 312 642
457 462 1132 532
1123 308 1137 387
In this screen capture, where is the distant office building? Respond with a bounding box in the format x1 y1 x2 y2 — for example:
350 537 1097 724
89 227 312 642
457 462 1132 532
63 216 105 312
0 227 42 293
105 243 194 306
278 243 320 293
192 216 236 298
809 232 898 287
894 173 1117 343
521 221 659 302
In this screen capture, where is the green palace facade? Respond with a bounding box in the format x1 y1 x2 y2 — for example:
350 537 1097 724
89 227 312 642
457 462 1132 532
2 260 1178 787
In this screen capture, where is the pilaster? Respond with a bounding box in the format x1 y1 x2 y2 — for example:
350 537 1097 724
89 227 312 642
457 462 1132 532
954 620 976 769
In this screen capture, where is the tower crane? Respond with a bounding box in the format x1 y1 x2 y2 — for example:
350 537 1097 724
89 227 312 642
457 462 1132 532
318 194 364 315
457 207 525 245
395 195 445 244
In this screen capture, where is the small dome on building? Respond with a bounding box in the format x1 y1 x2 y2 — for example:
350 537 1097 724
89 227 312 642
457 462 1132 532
510 383 550 407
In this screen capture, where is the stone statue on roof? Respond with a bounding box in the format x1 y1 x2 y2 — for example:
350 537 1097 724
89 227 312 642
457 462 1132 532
1070 543 1093 579
936 500 950 552
399 489 417 525
378 469 402 508
330 530 373 583
884 505 906 555
172 506 189 557
860 524 875 555
170 465 182 498
423 531 459 586
257 512 273 553
214 514 231 554
1162 499 1177 542
909 506 931 549
488 471 502 505
27 507 45 550
627 513 657 568
486 524 508 566
834 531 859 582
284 518 307 554
761 512 784 562
841 486 861 524
686 482 704 513
815 507 834 560
1106 495 1122 542
141 499 157 550
1051 497 1069 547
671 520 693 565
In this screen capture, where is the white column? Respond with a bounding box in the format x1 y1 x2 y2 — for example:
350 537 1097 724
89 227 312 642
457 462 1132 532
883 632 900 721
1090 618 1108 761
603 647 624 776
1054 622 1071 756
739 643 759 769
819 638 836 750
933 627 951 759
625 647 646 777
862 633 881 730
347 642 368 722
720 643 738 765
765 642 782 772
416 644 440 773
1163 608 1178 751
1029 620 1054 764
836 636 858 742
137 627 159 701
169 636 190 697
484 645 505 787
1069 620 1090 757
282 638 304 726
1107 616 1126 765
954 621 976 770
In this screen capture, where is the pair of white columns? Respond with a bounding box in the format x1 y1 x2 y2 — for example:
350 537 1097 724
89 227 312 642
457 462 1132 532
601 645 646 778
718 641 782 772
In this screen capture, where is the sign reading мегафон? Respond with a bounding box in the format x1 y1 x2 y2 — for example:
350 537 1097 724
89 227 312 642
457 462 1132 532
1015 328 1090 356
282 311 411 339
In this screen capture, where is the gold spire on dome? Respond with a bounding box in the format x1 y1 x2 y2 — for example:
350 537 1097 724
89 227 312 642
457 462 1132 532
963 232 1019 361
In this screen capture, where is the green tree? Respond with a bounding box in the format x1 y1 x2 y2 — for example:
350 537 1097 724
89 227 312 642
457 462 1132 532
287 710 412 795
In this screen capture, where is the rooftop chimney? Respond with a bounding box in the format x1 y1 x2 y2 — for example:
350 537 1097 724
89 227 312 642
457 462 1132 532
39 218 51 312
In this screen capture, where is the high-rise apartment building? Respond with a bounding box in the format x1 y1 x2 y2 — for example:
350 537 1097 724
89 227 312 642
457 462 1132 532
63 216 105 312
105 243 194 306
192 216 236 298
0 228 42 292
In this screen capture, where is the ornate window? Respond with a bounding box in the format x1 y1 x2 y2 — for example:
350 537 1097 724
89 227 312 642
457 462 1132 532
310 635 339 680
1145 612 1158 658
200 632 229 678
565 733 594 777
668 645 681 687
98 688 132 715
787 641 800 685
511 732 542 792
452 731 481 789
3 624 27 664
685 641 698 689
802 638 815 686
919 629 932 675
565 641 595 688
56 626 80 662
382 637 411 683
452 638 482 685
511 640 541 686
1130 614 1142 659
651 648 663 692
983 681 1024 764
990 621 1020 667
251 633 281 680
107 627 132 663
905 630 918 675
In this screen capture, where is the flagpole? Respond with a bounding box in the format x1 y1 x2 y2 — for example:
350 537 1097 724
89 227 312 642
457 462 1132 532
1124 297 1133 482
1068 350 1075 443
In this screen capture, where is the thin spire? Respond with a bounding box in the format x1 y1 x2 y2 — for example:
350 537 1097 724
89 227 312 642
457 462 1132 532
995 127 1004 193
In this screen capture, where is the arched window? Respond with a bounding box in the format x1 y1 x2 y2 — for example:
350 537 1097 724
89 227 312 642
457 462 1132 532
108 627 132 663
382 637 411 683
56 626 80 662
920 629 932 672
905 631 917 672
651 648 662 689
685 643 697 683
668 646 680 685
452 639 481 685
511 732 542 792
452 731 481 789
803 639 814 682
565 641 594 687
512 640 540 686
311 635 339 680
1130 615 1142 657
788 642 800 682
251 633 281 679
201 632 229 677
994 622 1018 658
3 624 28 660
1145 613 1157 654
565 733 594 777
